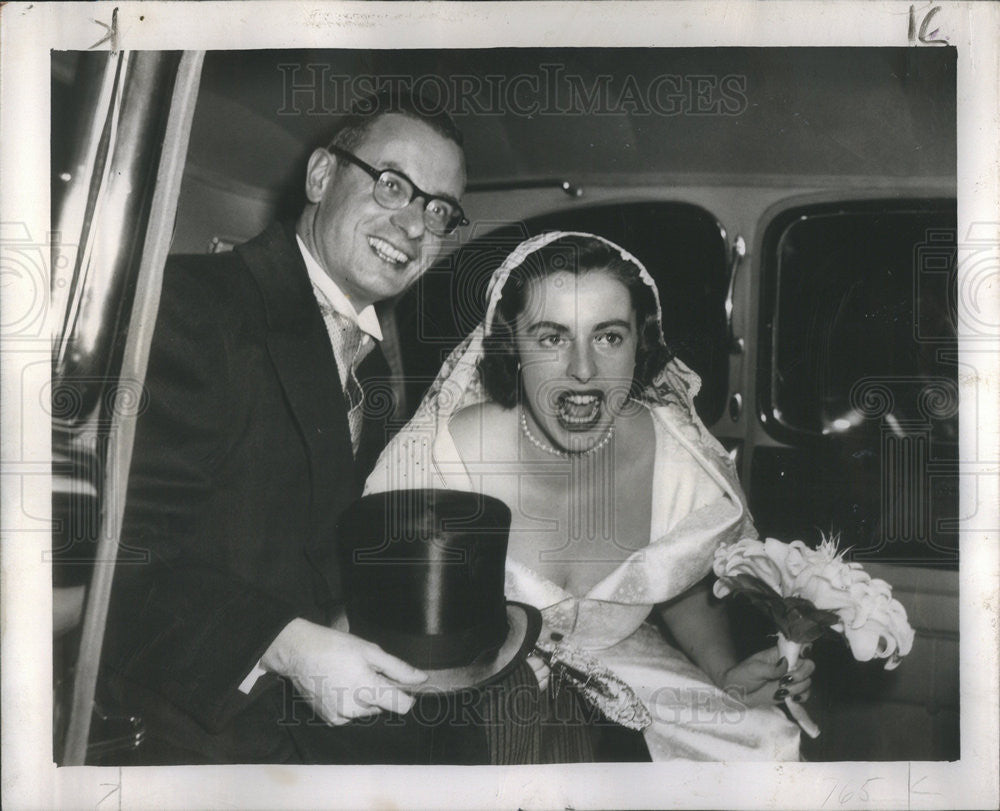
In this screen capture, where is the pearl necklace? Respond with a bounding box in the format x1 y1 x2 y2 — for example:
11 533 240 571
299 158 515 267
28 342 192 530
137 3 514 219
519 408 615 459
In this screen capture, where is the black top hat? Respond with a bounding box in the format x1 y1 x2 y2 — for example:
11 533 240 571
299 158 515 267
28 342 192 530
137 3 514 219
337 489 541 693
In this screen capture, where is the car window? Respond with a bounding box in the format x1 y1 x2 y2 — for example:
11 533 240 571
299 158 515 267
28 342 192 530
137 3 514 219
753 200 958 566
396 201 730 425
761 201 957 441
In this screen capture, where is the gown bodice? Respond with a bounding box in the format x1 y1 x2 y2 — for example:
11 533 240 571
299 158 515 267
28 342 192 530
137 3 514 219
409 402 751 650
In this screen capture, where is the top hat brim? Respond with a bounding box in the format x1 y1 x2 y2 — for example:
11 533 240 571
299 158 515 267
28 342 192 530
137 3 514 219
403 601 541 695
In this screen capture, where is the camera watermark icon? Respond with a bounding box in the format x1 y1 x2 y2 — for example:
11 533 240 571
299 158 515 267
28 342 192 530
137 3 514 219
843 376 959 560
953 221 1000 339
408 220 534 345
912 226 958 347
1 221 53 340
43 370 152 565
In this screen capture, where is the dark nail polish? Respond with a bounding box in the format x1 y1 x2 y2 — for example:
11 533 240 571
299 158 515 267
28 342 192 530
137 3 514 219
792 694 804 703
780 674 794 686
774 688 789 700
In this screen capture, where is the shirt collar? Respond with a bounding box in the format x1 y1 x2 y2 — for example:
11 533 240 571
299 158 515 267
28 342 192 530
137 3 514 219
296 234 383 341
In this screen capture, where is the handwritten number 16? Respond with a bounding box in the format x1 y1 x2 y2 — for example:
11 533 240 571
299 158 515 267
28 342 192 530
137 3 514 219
908 5 948 46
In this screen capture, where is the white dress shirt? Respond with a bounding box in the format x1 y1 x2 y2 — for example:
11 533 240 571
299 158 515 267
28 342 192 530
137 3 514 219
297 234 382 348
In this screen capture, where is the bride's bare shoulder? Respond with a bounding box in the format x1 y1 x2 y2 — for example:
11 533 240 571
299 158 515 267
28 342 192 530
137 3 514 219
448 402 516 461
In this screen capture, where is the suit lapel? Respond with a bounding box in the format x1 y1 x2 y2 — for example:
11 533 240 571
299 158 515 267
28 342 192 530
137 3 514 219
235 223 354 522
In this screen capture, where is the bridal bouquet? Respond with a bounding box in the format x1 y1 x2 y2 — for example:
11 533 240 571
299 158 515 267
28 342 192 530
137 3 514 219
712 535 915 738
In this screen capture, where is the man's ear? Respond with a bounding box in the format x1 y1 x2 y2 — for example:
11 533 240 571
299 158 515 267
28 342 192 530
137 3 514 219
304 148 335 204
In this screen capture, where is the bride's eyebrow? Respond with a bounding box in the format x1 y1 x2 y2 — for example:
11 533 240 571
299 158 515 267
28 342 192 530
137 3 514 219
523 320 569 334
592 319 632 332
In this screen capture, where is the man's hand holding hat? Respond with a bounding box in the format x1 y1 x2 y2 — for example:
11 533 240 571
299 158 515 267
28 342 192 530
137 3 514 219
260 619 428 725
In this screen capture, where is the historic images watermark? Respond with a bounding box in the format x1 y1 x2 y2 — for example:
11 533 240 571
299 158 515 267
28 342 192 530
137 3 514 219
277 64 749 118
277 679 749 729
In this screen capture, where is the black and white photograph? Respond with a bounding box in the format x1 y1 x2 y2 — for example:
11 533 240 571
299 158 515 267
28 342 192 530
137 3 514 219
2 2 998 809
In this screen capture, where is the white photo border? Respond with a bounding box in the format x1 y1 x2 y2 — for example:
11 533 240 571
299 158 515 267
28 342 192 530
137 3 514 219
2 2 997 809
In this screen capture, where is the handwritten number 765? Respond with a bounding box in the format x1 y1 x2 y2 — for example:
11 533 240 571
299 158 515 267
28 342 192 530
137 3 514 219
822 777 883 807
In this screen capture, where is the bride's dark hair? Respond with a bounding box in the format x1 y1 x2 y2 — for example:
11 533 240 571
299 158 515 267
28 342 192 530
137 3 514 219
479 235 672 409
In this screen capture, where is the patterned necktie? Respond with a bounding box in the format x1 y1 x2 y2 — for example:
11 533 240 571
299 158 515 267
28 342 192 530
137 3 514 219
315 299 375 454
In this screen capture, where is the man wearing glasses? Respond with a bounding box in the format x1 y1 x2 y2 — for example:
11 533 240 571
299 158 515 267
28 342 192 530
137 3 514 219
100 91 477 764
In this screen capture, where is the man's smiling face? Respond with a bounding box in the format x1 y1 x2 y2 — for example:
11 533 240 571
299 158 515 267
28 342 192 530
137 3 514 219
299 113 466 309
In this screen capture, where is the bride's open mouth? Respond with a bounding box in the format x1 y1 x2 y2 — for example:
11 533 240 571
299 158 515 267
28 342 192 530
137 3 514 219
555 391 604 431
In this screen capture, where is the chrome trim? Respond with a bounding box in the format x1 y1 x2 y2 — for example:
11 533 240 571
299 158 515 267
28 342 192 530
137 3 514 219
725 234 746 354
729 392 743 422
53 52 185 427
466 178 583 198
62 50 206 767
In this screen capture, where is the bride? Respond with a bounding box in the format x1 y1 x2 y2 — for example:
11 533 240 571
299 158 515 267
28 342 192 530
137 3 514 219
367 231 809 761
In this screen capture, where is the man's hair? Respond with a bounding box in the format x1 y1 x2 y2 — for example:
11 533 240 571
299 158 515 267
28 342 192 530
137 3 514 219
327 88 465 152
479 235 672 409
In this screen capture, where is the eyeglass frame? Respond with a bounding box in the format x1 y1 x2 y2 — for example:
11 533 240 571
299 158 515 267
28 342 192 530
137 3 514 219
326 144 469 236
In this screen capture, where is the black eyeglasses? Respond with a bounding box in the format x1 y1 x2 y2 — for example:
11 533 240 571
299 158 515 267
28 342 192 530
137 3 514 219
328 145 468 236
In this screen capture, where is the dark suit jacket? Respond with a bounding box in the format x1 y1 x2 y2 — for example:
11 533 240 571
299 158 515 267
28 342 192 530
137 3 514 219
101 222 393 763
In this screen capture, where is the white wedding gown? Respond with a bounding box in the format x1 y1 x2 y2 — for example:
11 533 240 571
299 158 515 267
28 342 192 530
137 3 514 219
367 398 801 761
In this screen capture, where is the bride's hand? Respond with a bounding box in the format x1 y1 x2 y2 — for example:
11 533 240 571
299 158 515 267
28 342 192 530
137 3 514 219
718 646 814 708
526 652 551 691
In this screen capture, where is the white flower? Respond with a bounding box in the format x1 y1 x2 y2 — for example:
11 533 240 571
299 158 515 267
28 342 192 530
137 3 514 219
712 538 784 597
838 579 915 668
